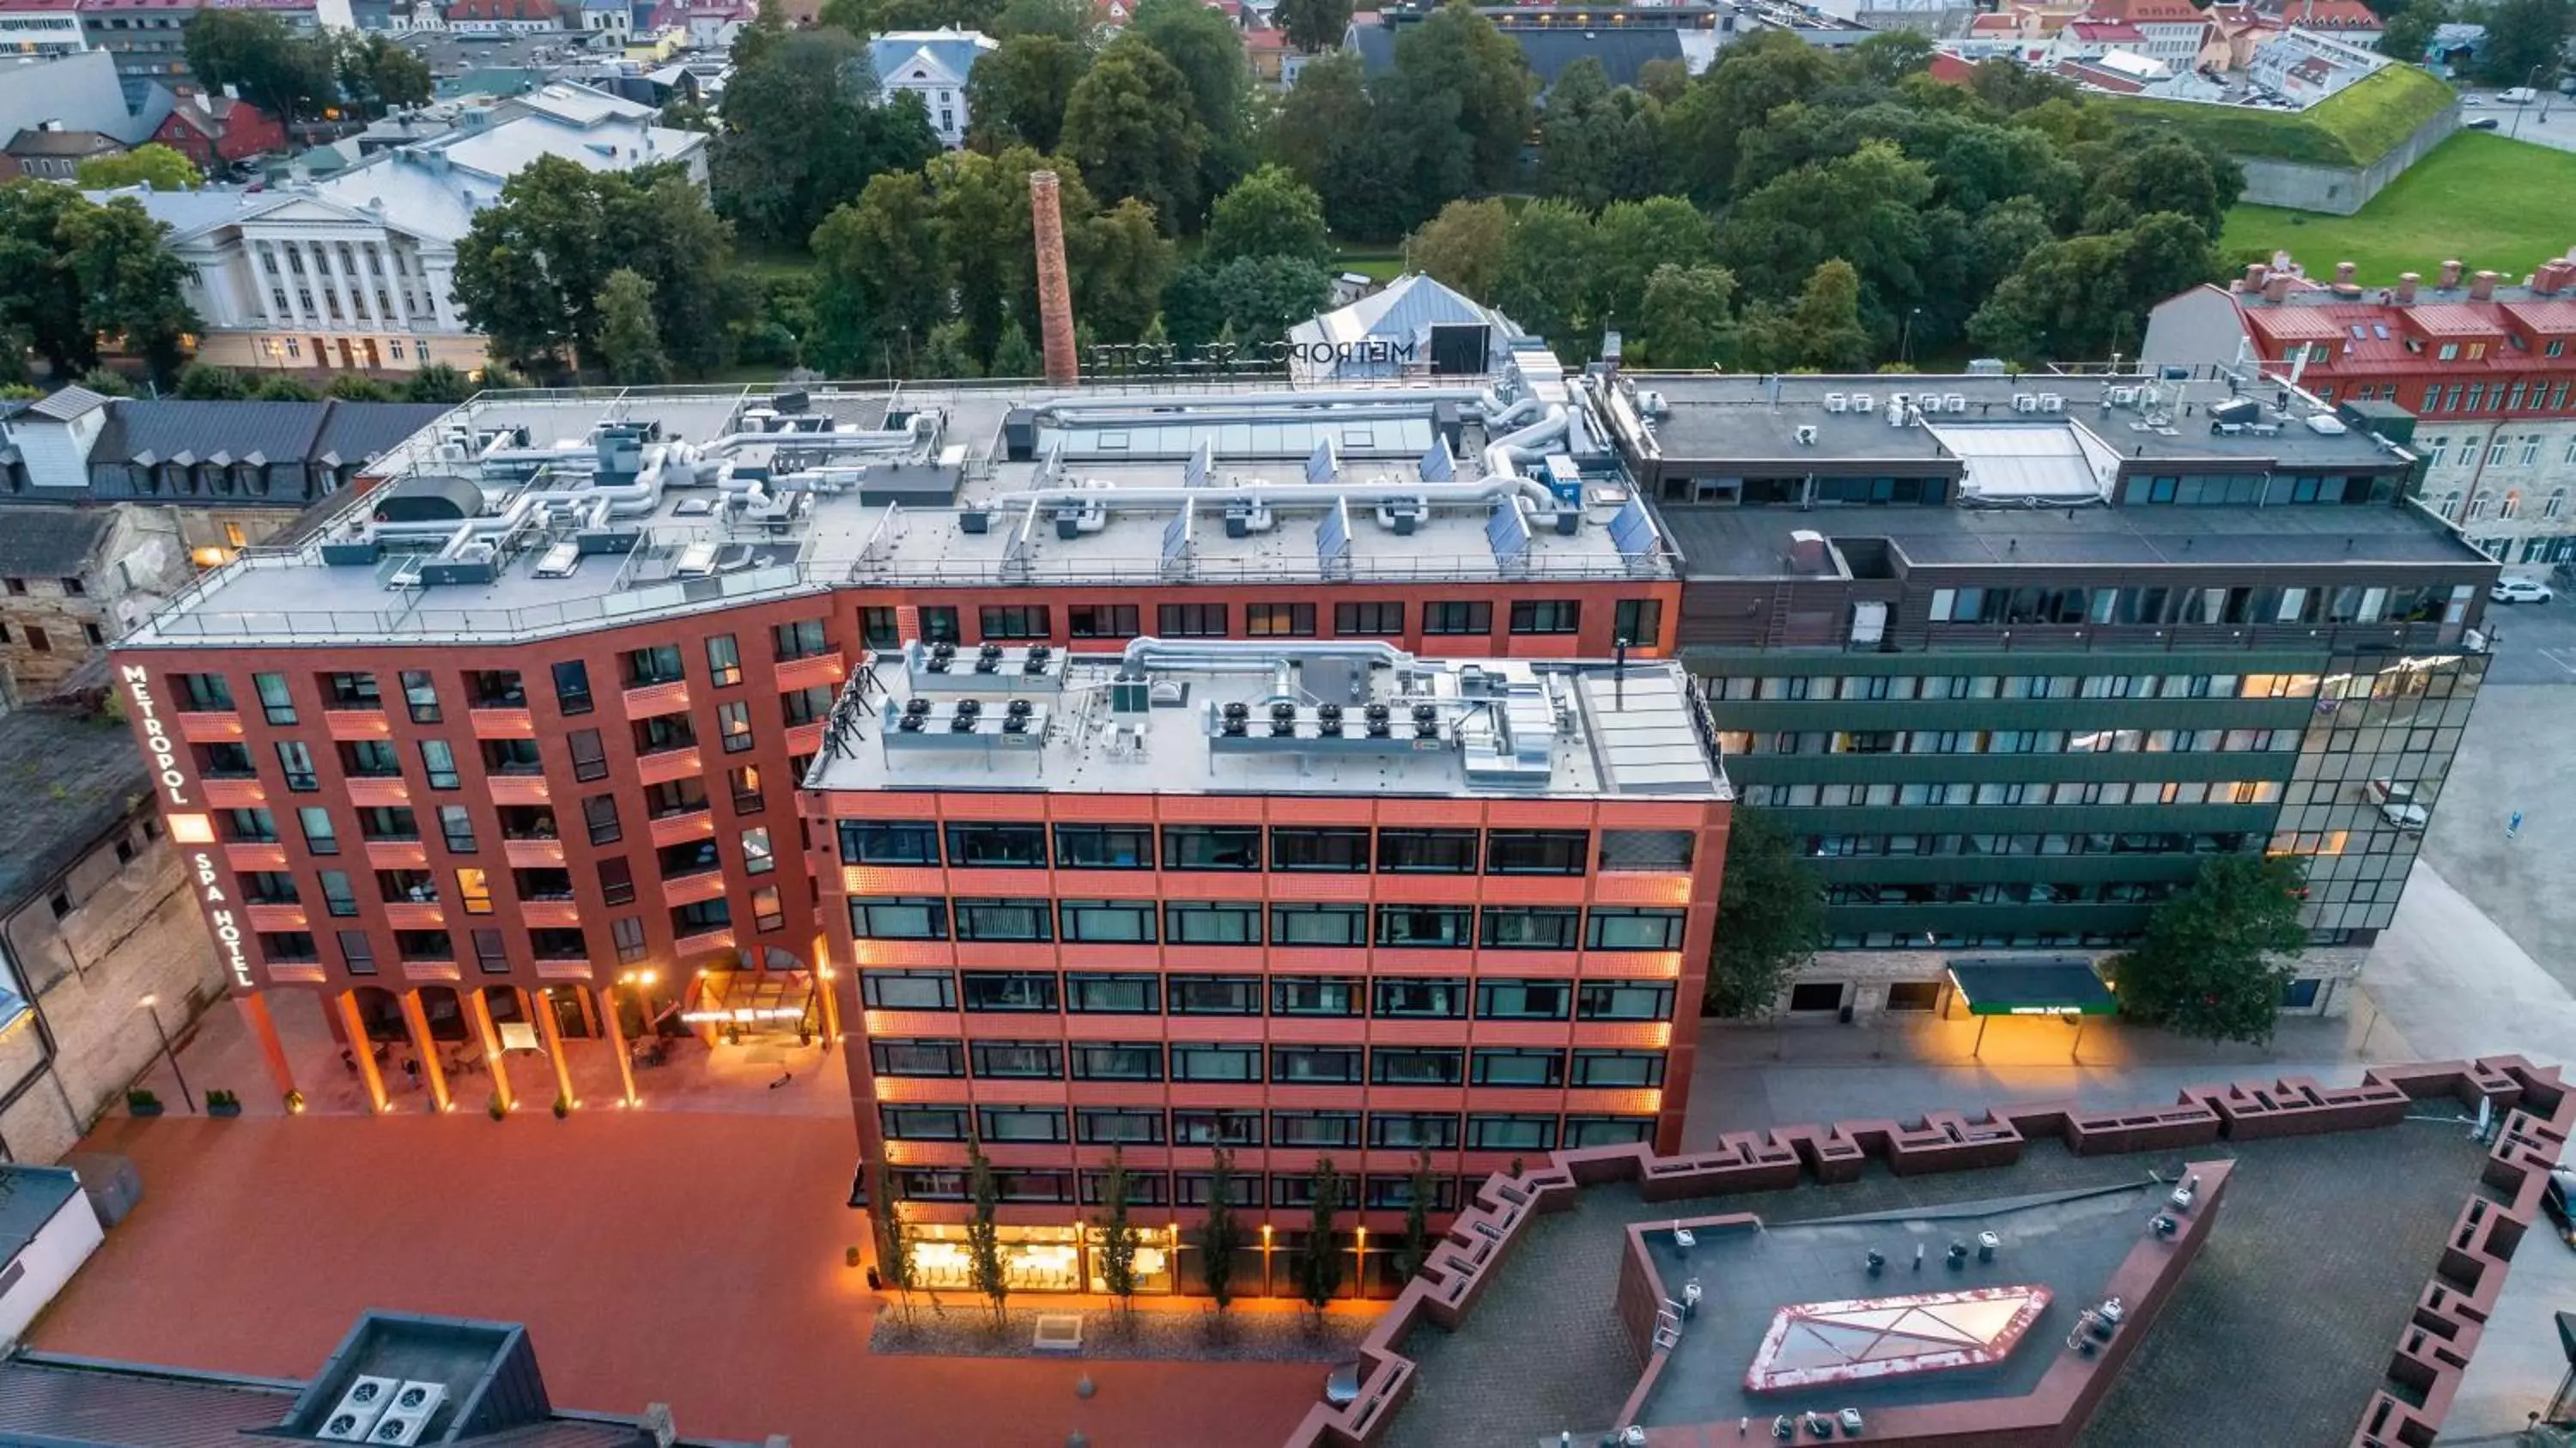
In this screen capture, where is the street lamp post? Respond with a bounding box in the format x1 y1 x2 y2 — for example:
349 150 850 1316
138 994 196 1114
2512 66 2545 140
1900 307 1923 368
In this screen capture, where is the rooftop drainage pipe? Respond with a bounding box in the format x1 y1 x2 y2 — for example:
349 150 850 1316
1028 387 1508 422
1118 637 1424 677
983 472 1563 516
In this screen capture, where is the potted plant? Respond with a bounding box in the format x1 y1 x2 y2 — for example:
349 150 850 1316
127 1087 164 1118
551 1092 570 1119
206 1088 242 1118
284 1088 306 1115
488 1092 507 1121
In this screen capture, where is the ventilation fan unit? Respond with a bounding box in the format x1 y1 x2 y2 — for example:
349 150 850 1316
1269 701 1298 738
366 1382 447 1447
949 698 982 733
1794 425 1819 447
926 641 957 672
319 1377 399 1443
1220 702 1249 738
974 642 1004 673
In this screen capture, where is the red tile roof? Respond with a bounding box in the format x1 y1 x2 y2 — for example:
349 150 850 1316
2068 20 2148 40
2275 0 2379 26
1928 52 1980 83
2404 305 2507 338
2504 299 2576 335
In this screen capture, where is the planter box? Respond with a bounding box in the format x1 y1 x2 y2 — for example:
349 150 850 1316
128 1101 165 1118
209 1102 242 1118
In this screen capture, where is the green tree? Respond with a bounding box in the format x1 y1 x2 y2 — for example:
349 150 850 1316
2376 0 2443 58
1162 253 1331 349
1716 139 1935 339
334 32 433 115
77 144 199 192
325 374 397 401
1275 0 1354 53
1394 1149 1433 1280
1847 29 1934 85
990 316 1041 376
403 362 474 404
1966 55 2076 113
1096 1146 1141 1322
871 1156 917 1323
2475 0 2572 83
1388 2 1531 192
1535 58 1665 208
184 10 336 131
2105 854 2307 1045
965 1137 1009 1328
1061 38 1207 231
1705 808 1825 1017
659 97 716 133
1663 31 1842 204
1407 197 1510 301
1969 212 2217 362
1199 1147 1243 1329
1636 264 1735 368
921 317 984 377
1294 1157 1344 1323
1071 195 1176 344
252 374 319 400
175 362 252 399
2081 136 2241 235
76 367 134 396
965 34 1091 153
993 0 1091 38
65 197 198 386
0 182 106 376
1592 196 1715 343
1492 198 1595 357
809 169 946 377
594 268 671 385
1206 163 1331 265
1130 0 1249 204
710 29 940 246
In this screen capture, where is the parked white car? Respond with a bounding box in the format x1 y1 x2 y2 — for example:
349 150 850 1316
2367 779 2428 833
2492 577 2554 604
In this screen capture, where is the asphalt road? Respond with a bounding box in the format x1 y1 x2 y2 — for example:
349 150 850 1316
2452 86 2576 154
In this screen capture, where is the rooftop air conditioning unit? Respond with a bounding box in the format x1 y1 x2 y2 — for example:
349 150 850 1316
2038 392 2065 412
319 1377 400 1443
1823 392 1848 413
368 1382 447 1447
1850 392 1873 414
1794 424 1819 447
2012 392 2039 413
2107 386 2139 408
1637 389 1670 417
1942 393 1965 412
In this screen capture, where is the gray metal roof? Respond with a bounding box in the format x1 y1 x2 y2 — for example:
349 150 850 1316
22 386 110 423
0 703 150 919
0 508 112 579
0 52 166 149
0 1360 294 1448
88 400 447 473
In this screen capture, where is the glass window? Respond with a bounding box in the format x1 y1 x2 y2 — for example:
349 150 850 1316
839 821 939 865
1168 975 1262 1014
276 741 319 792
1245 602 1315 636
1071 1043 1163 1080
1059 898 1157 943
1173 1110 1262 1146
960 970 1057 1012
1599 830 1694 872
322 671 380 708
717 700 753 752
977 606 1049 641
1507 599 1581 635
1270 827 1370 872
1271 903 1366 946
976 1106 1067 1143
337 929 375 975
454 867 493 915
1271 1045 1363 1084
953 898 1052 941
1075 1108 1163 1144
969 1041 1062 1078
701 636 739 686
1481 907 1580 950
1162 825 1261 870
1376 905 1473 948
870 1039 964 1077
1334 600 1404 636
1065 972 1159 1013
850 897 948 940
582 794 620 846
773 618 829 660
1054 824 1154 869
1587 908 1686 951
1157 602 1228 637
1377 829 1479 873
1165 900 1261 944
881 1105 970 1141
1475 978 1571 1019
1472 1047 1565 1086
1565 1116 1656 1147
945 822 1048 867
740 827 775 875
1486 830 1588 875
1578 981 1674 1020
1271 976 1361 1016
1170 1043 1261 1080
1422 600 1491 635
1572 1049 1666 1088
1068 605 1140 639
919 606 960 642
253 672 296 724
1468 1114 1558 1151
417 739 459 790
551 660 593 715
1372 977 1467 1018
1613 598 1662 646
1370 1048 1465 1086
298 806 339 854
1370 1111 1461 1148
626 645 685 686
400 670 440 722
1271 1111 1360 1149
568 729 608 782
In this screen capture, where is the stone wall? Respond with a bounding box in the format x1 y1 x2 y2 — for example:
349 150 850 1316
2238 102 2461 215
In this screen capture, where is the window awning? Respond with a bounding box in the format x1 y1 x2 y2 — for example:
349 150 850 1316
1946 959 2118 1017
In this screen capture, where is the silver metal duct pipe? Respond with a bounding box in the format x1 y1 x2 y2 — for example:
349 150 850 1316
372 445 672 540
984 472 1560 515
1118 637 1422 677
1030 386 1505 421
698 412 937 455
1483 405 1571 481
1047 404 1450 429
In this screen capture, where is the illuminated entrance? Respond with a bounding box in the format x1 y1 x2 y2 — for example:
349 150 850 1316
1944 959 2119 1060
684 946 822 1043
904 1223 1181 1295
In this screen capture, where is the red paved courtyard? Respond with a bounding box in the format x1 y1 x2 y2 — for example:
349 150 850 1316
32 1114 1327 1448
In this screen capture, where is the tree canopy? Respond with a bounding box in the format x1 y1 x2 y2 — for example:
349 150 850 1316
0 183 197 386
2105 854 2308 1045
1061 37 1207 231
1205 164 1331 266
710 28 941 246
1706 809 1826 1018
964 33 1091 153
1274 0 1354 53
77 145 199 192
185 10 334 129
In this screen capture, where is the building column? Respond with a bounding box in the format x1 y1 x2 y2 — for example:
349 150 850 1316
398 989 451 1113
468 986 514 1113
817 965 842 1043
334 991 389 1114
307 241 345 329
597 987 639 1106
532 986 578 1110
288 241 322 326
237 992 297 1104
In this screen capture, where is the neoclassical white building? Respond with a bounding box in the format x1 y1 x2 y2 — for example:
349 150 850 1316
869 27 997 148
103 82 707 375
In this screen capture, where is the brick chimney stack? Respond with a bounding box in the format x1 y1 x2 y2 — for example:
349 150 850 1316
1029 169 1078 386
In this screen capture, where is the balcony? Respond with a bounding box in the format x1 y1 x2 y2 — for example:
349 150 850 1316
622 680 690 720
175 710 244 743
363 840 428 870
323 709 392 741
503 837 567 868
470 707 537 739
244 903 306 931
383 902 445 930
522 900 583 928
671 926 736 958
663 872 728 906
267 963 329 984
486 775 550 806
534 958 595 981
647 806 714 848
225 843 289 873
401 960 464 983
343 776 410 808
773 650 847 694
202 778 267 809
785 721 825 756
635 746 702 788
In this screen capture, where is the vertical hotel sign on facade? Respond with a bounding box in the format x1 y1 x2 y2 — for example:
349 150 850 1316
121 662 255 991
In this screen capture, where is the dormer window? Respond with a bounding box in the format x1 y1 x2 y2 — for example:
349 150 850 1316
2550 339 2567 358
2438 342 2459 361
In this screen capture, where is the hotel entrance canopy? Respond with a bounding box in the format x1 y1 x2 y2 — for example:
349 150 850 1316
1945 960 2118 1017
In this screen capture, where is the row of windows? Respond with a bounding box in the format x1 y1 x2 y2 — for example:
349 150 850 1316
869 1039 1667 1088
166 621 832 721
213 761 787 859
878 1104 1659 1151
2116 472 2391 508
239 828 781 913
1719 727 2304 757
889 1140 1652 1208
1741 779 2283 809
840 822 1693 875
848 899 1687 952
860 970 1677 1021
2402 379 2574 416
1706 670 2331 703
1802 830 2253 858
2420 434 2576 472
1921 583 2463 630
867 599 1665 648
1827 880 2181 907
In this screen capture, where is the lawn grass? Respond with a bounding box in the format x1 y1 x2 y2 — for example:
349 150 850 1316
2099 64 2454 167
2221 131 2576 286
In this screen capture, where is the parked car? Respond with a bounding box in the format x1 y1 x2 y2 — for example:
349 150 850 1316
2366 779 2428 834
2462 94 2484 106
2542 1165 2576 1248
2492 577 2554 604
2467 117 2501 130
2500 86 2537 104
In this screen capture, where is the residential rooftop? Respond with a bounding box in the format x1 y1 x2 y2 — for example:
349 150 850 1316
801 645 1728 800
121 363 1674 649
0 703 155 919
